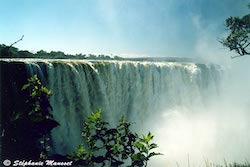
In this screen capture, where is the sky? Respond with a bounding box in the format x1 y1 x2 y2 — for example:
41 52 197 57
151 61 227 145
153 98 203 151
0 0 249 58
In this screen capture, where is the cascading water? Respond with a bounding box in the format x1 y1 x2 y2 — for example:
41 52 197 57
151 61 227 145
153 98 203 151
1 58 229 165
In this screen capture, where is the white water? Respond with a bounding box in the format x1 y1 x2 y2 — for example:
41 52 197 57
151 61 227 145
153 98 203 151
149 60 250 166
1 58 249 166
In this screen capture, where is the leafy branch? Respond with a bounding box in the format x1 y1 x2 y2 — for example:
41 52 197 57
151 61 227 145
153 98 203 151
70 110 162 167
21 75 59 159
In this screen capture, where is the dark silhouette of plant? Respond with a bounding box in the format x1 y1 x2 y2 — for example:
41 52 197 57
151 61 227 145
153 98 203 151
1 74 59 159
21 75 59 158
70 110 161 167
20 75 59 159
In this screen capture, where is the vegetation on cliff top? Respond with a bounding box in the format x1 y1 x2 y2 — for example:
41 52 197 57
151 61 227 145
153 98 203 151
0 44 124 60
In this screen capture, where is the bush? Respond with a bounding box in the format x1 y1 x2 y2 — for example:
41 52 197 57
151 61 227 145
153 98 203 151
70 110 161 167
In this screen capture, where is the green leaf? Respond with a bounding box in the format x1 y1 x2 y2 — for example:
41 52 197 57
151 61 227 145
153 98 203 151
22 83 30 90
31 91 37 97
147 132 154 139
41 86 52 95
111 143 120 152
148 152 162 158
14 112 22 120
149 143 158 149
134 141 144 149
88 110 102 123
134 141 148 153
76 144 85 157
142 132 154 143
141 145 148 154
131 153 146 161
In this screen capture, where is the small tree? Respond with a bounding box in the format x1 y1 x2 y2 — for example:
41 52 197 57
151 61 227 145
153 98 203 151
70 110 161 167
221 4 250 58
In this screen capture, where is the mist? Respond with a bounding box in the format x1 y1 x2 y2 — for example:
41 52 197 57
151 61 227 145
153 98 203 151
148 58 250 166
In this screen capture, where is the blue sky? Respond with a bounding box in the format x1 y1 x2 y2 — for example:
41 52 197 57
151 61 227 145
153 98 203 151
0 0 249 57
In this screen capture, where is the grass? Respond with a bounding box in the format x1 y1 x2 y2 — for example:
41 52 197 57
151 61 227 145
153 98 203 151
203 159 250 167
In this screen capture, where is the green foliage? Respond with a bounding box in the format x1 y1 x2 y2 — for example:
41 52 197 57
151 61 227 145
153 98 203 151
131 132 162 167
1 74 62 160
1 74 58 159
20 75 59 159
22 75 52 118
70 110 161 167
221 4 250 58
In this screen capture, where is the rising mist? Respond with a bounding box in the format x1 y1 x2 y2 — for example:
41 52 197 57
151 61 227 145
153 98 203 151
149 58 250 166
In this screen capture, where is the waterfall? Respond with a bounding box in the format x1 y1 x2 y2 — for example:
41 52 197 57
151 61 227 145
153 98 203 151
0 58 222 155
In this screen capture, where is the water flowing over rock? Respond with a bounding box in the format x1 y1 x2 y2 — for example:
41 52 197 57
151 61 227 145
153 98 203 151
0 58 222 154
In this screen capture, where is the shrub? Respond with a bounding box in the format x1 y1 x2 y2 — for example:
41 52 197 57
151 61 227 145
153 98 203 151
70 110 161 167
